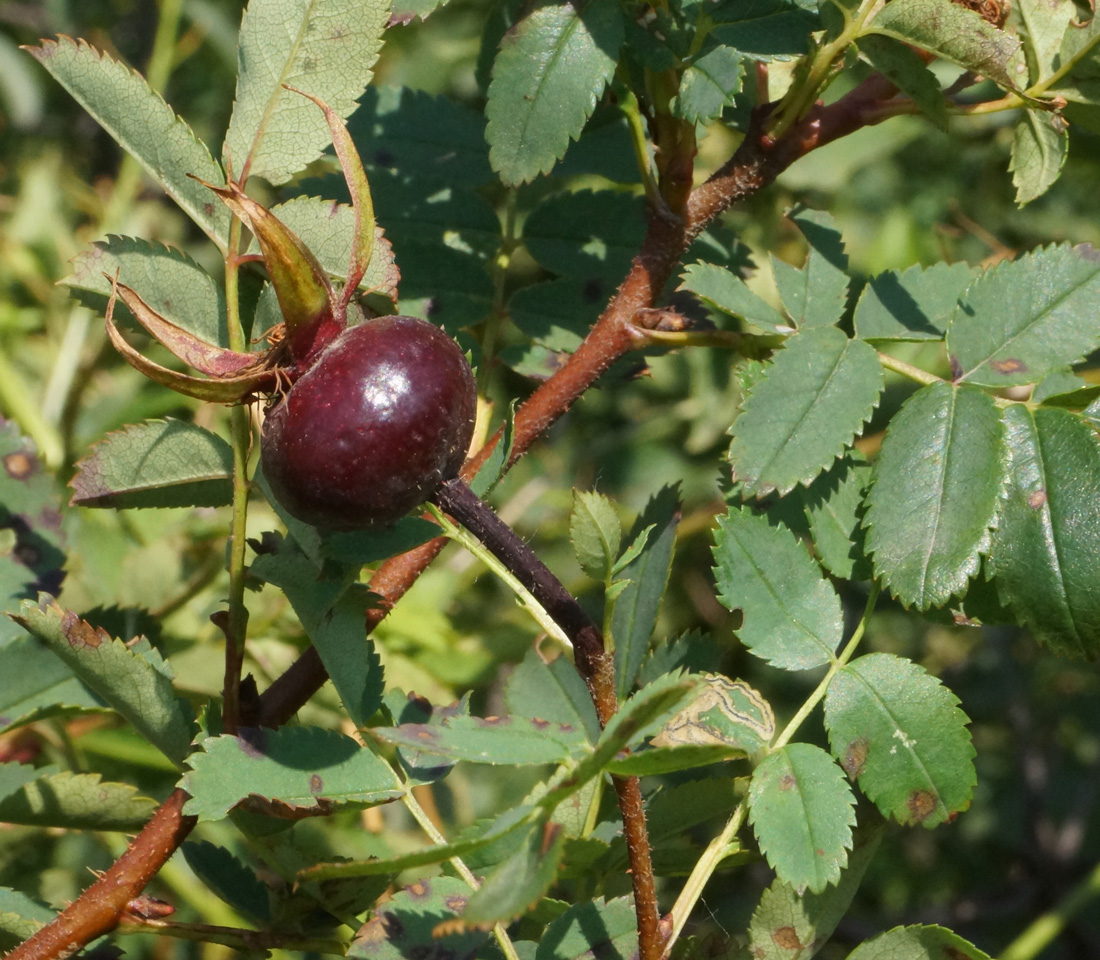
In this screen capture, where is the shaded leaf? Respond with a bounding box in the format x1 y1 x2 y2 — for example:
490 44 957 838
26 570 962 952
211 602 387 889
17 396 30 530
673 46 744 124
747 743 856 894
486 2 625 185
865 382 1003 610
1016 0 1076 83
0 888 54 949
69 419 234 510
372 714 589 765
535 896 637 960
857 35 947 128
182 841 271 923
1010 109 1068 205
12 599 194 764
0 635 102 734
770 208 850 328
800 453 873 581
710 0 818 57
987 405 1100 656
853 261 975 342
25 38 229 246
713 507 843 669
523 190 645 281
867 0 1023 89
504 646 600 743
224 0 390 186
679 261 791 333
824 653 976 827
0 770 157 831
730 327 883 496
463 817 567 925
846 924 992 959
570 490 621 582
383 689 468 784
181 726 401 821
349 876 490 960
612 485 680 698
637 629 724 687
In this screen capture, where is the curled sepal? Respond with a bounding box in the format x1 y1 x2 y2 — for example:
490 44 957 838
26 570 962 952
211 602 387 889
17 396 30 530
105 280 280 403
286 86 375 305
199 178 341 367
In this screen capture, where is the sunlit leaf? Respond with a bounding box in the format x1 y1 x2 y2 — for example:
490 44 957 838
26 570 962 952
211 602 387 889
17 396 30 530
570 490 621 582
0 770 157 832
854 261 975 342
846 924 992 959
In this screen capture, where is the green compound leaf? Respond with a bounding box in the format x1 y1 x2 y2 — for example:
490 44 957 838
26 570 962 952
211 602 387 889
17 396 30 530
0 635 102 734
182 841 271 924
536 897 637 960
747 743 856 895
0 888 54 950
987 406 1100 657
504 646 600 743
846 924 992 960
800 452 874 581
730 327 883 497
349 877 491 960
372 714 589 765
250 534 384 727
1010 109 1068 205
224 0 390 186
948 244 1100 387
672 46 744 124
463 816 567 925
25 38 229 247
486 2 625 186
866 0 1023 90
1016 0 1077 84
64 236 229 348
824 653 976 828
865 382 1003 610
748 829 881 960
770 208 850 329
857 35 947 128
13 599 194 765
854 260 976 342
0 770 157 831
679 261 791 333
69 419 234 510
182 726 401 821
612 484 680 699
713 508 843 670
570 490 622 582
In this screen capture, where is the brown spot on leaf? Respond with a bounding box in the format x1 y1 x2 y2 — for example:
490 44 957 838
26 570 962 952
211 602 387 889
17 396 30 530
771 926 803 949
443 894 469 913
1076 243 1100 262
309 774 323 794
990 357 1026 375
3 452 35 480
842 737 869 779
779 774 796 790
1028 490 1047 509
948 354 964 381
407 880 429 899
907 789 938 823
943 948 972 960
60 611 107 649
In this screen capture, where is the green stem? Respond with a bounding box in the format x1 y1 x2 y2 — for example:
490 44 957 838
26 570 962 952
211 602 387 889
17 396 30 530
663 584 880 957
876 350 943 387
617 77 662 208
478 191 519 396
0 343 64 468
116 917 347 955
1000 859 1100 960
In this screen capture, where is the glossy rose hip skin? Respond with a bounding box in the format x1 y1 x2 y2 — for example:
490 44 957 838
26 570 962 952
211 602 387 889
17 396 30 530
261 316 477 529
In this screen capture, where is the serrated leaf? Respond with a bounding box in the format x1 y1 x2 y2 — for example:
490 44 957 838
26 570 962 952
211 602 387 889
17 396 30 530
463 818 567 925
25 38 229 246
673 46 744 124
69 419 234 510
0 635 102 733
504 646 600 743
250 534 384 727
748 743 856 894
1017 0 1076 83
867 0 1023 90
858 35 948 128
748 829 881 960
710 0 818 57
349 877 490 960
644 776 744 843
224 0 390 186
1010 109 1068 205
535 897 637 960
730 327 883 497
13 599 194 764
63 237 229 347
182 841 271 923
846 924 992 960
523 190 645 281
611 485 680 699
713 507 843 669
679 262 791 333
854 261 976 342
651 675 775 753
637 629 724 687
372 714 589 765
383 689 468 784
0 770 157 831
770 208 850 328
0 888 54 948
865 382 1003 610
800 453 873 580
570 490 622 582
486 2 625 185
824 653 976 827
181 726 401 821
987 405 1100 656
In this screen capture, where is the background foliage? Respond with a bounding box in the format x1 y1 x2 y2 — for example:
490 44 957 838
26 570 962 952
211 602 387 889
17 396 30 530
3 0 1100 958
